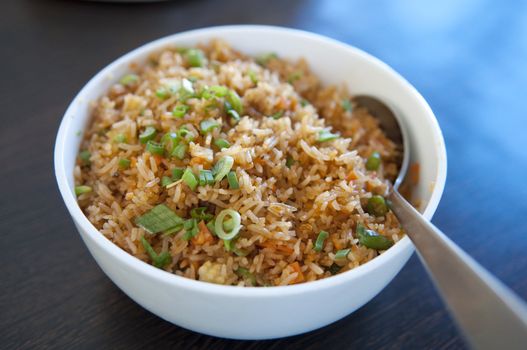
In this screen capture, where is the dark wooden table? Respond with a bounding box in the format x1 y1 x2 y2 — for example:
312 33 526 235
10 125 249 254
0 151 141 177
2 1 526 348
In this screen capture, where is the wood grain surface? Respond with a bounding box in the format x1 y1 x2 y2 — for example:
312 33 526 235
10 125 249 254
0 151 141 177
2 0 527 349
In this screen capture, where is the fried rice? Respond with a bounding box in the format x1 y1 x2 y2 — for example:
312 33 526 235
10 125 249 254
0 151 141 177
74 40 404 287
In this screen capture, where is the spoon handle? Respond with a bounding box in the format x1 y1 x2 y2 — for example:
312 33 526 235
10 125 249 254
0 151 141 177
389 190 527 350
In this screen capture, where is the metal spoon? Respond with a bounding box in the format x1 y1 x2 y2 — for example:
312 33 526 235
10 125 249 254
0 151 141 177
354 95 527 350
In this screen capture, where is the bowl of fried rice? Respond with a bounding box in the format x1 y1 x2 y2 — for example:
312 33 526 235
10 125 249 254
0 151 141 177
54 25 447 339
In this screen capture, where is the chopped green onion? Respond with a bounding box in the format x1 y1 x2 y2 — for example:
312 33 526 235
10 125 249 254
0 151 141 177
146 140 164 156
214 138 231 149
185 49 205 67
314 231 329 252
232 246 249 257
300 99 309 107
141 236 172 269
212 156 234 182
161 132 180 153
256 52 278 66
113 133 127 143
198 171 207 186
171 167 184 180
75 185 92 196
171 143 187 160
139 126 156 144
206 220 216 236
286 156 295 168
161 176 172 187
224 234 248 258
342 99 353 112
226 90 243 115
214 208 241 241
182 218 199 240
287 71 302 83
190 207 214 221
199 119 220 134
356 224 394 250
328 263 341 275
181 78 194 95
155 87 169 99
365 151 381 171
176 126 194 141
366 195 389 217
118 158 131 169
223 218 235 232
182 168 198 191
223 238 234 251
236 267 256 286
153 252 171 268
227 171 239 189
205 170 215 185
79 150 91 165
166 81 182 95
135 204 184 234
318 129 339 142
172 104 189 118
202 89 215 100
209 85 228 97
187 76 198 83
334 248 351 260
271 111 284 120
248 70 258 84
226 108 240 122
76 130 82 137
120 74 139 86
198 170 214 186
163 225 182 236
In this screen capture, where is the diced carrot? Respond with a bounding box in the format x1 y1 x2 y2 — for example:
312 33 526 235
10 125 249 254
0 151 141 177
346 170 358 181
289 262 305 284
190 157 207 166
192 221 215 245
253 157 266 165
331 236 344 250
153 154 163 166
275 97 289 110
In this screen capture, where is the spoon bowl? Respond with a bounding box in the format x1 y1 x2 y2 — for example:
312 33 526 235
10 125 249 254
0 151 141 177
354 95 409 189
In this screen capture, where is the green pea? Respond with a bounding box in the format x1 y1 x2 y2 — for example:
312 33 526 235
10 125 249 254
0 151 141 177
356 224 393 250
367 195 389 217
365 151 381 171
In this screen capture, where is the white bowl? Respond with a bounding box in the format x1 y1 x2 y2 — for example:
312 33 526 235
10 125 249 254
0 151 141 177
54 25 447 340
